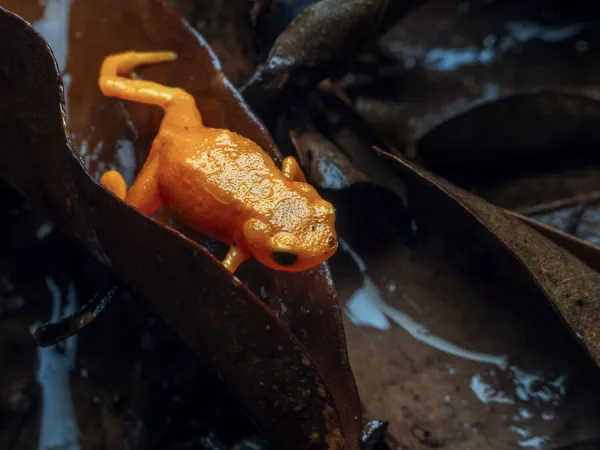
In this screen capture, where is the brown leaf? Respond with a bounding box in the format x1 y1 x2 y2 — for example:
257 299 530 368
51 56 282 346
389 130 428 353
376 148 600 364
474 167 600 213
241 0 391 125
167 0 258 86
509 211 600 274
286 105 600 446
302 91 407 201
285 108 370 190
0 5 362 449
346 0 600 165
413 91 600 172
252 0 318 58
307 167 600 448
250 0 427 78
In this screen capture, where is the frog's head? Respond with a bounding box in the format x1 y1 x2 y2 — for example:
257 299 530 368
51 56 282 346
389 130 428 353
242 189 337 272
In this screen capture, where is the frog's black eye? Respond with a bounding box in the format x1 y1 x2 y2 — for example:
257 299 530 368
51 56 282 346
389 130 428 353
272 251 298 266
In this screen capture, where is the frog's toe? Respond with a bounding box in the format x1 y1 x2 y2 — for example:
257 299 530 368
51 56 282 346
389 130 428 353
99 170 128 200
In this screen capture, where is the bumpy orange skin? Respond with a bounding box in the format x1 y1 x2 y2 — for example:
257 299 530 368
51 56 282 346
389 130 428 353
97 51 337 273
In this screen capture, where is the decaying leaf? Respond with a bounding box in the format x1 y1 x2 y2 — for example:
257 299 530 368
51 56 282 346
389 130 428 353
301 91 408 204
0 201 267 449
241 0 391 125
33 276 123 347
502 192 600 279
167 0 259 86
285 103 600 447
509 211 600 275
0 5 363 449
249 0 428 84
284 108 369 190
471 167 600 216
414 90 600 172
252 0 318 58
378 148 600 364
335 0 600 168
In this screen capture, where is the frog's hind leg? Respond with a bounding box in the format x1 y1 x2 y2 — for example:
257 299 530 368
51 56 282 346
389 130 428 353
99 148 163 216
98 51 203 130
99 170 128 200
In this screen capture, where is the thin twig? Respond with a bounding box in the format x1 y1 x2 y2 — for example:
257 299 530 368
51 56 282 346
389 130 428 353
517 191 600 217
32 276 122 347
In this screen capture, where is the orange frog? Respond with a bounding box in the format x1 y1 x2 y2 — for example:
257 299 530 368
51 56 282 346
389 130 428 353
98 51 338 273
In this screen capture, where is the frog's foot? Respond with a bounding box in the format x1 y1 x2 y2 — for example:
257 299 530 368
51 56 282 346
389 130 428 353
222 244 250 273
99 170 128 200
99 162 164 216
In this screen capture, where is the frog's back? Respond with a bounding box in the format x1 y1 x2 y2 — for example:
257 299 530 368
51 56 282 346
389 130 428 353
156 127 290 242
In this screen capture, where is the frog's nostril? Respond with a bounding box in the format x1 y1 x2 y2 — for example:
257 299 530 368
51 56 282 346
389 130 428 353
328 236 337 249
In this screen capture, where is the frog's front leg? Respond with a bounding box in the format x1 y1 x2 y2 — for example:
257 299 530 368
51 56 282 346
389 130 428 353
222 243 250 273
281 156 323 201
281 156 307 183
100 150 163 216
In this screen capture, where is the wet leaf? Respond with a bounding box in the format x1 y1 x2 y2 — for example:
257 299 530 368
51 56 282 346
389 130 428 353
473 167 600 214
508 211 600 274
338 1 600 168
32 276 122 347
251 0 318 59
285 108 370 190
312 2 600 360
241 0 391 126
286 109 600 447
326 2 600 278
251 0 426 63
0 5 362 449
413 91 600 174
377 148 600 364
502 191 600 277
301 91 407 202
168 0 258 86
300 156 600 448
0 204 267 450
